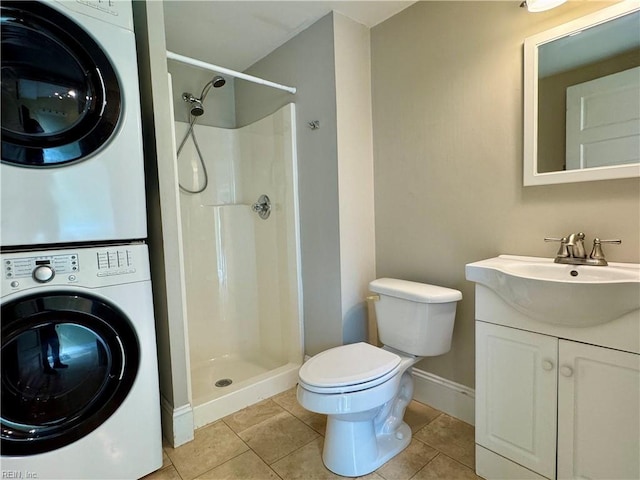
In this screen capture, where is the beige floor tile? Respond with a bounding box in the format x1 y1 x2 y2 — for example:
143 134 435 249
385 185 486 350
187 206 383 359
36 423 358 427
271 437 384 480
238 410 319 464
271 386 297 409
165 421 249 480
148 394 476 480
223 398 285 434
403 401 442 433
272 387 328 434
375 439 438 480
414 414 475 469
195 450 280 479
412 453 482 480
270 437 338 480
141 465 182 480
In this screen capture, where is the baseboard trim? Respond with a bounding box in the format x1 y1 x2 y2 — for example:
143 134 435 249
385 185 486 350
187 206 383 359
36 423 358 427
411 368 475 425
160 395 194 448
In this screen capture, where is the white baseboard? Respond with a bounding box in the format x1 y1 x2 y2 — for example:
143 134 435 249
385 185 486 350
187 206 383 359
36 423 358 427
160 395 194 448
411 368 475 426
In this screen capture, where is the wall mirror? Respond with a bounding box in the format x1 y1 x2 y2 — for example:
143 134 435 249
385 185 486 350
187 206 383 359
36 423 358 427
523 3 640 186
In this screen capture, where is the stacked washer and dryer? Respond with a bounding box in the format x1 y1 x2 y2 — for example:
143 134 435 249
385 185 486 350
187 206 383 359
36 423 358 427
1 1 162 478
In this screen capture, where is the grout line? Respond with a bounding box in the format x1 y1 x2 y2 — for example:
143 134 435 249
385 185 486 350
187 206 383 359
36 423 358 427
277 432 321 464
407 452 442 480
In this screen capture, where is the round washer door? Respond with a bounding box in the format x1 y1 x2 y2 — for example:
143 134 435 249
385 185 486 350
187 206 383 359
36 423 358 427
0 1 121 166
1 292 139 456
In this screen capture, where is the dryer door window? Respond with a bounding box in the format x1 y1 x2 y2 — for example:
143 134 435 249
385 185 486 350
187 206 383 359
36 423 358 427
0 1 121 166
0 292 139 456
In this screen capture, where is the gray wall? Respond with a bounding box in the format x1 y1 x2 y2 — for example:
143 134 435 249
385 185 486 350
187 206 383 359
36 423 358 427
236 12 377 355
133 1 193 446
371 1 640 389
235 13 344 356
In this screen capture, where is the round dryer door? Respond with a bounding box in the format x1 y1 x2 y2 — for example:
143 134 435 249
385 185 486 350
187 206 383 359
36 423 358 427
0 1 121 166
0 292 139 456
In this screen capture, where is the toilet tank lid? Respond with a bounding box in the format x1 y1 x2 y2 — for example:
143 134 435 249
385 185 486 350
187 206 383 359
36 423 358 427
369 278 462 303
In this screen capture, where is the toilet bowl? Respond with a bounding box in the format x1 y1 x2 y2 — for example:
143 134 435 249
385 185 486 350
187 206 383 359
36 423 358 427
297 278 462 477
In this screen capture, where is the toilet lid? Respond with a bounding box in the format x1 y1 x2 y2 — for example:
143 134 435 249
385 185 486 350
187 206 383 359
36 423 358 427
299 342 401 389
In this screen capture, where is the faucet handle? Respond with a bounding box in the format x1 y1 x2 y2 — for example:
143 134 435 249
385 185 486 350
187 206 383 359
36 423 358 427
589 238 622 264
545 237 569 258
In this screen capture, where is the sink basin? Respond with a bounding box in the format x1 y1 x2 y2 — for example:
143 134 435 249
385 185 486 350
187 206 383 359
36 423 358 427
465 255 640 327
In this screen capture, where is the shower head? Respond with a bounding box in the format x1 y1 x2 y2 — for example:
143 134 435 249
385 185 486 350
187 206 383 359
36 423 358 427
182 77 225 118
199 76 226 100
182 92 205 116
189 98 204 117
211 75 226 88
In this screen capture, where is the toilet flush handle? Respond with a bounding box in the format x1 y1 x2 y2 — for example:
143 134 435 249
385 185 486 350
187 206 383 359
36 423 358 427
366 294 380 302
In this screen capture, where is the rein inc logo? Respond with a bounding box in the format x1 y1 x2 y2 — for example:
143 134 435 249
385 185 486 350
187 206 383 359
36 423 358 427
1 472 37 479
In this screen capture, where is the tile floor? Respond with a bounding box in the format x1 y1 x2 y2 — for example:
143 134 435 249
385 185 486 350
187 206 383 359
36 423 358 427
143 387 481 480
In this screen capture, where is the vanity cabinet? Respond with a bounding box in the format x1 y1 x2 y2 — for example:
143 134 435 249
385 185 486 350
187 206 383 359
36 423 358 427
476 320 640 480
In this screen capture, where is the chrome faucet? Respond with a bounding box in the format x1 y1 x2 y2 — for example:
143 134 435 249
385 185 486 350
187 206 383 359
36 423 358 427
544 233 621 266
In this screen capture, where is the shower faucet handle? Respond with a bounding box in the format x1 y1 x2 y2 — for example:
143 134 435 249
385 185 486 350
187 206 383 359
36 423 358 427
252 194 271 220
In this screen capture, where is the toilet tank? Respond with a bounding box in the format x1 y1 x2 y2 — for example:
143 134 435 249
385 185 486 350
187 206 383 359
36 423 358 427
369 278 462 357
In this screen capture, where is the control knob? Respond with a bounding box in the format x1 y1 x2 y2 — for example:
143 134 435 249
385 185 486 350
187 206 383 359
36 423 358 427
33 265 55 283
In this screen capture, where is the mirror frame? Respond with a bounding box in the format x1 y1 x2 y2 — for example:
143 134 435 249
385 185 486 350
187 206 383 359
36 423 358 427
523 2 640 186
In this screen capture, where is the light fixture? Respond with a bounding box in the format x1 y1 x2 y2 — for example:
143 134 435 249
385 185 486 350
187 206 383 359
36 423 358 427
520 0 567 12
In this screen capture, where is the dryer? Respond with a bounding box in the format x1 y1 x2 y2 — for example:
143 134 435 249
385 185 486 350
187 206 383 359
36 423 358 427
0 244 162 479
0 0 147 247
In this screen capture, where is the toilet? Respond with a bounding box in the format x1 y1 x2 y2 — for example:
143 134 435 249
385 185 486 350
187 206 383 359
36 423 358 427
297 278 462 477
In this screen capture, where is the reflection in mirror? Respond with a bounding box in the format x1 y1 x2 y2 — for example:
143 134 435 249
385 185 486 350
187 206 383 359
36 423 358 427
524 3 640 185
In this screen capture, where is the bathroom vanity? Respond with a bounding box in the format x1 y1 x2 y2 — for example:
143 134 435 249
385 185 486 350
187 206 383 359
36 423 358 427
466 255 640 480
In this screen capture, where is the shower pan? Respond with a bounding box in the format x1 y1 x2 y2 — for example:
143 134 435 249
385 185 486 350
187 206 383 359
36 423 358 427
174 102 302 428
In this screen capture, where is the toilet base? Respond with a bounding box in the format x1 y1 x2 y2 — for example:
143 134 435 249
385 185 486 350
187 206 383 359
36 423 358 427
322 417 412 477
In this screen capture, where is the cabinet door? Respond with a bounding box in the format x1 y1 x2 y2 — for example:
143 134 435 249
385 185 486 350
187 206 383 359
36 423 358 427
476 322 558 479
558 341 640 480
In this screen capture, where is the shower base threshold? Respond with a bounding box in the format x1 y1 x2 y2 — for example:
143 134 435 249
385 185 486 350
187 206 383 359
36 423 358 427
191 355 277 402
191 361 301 429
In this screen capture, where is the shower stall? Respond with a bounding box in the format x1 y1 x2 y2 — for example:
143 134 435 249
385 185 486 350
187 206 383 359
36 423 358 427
171 75 303 427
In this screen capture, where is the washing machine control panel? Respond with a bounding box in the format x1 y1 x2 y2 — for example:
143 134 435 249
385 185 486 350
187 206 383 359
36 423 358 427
4 254 79 281
1 245 149 294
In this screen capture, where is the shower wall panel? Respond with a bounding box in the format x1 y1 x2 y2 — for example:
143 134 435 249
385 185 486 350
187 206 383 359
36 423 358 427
238 107 298 366
175 123 239 204
176 104 300 390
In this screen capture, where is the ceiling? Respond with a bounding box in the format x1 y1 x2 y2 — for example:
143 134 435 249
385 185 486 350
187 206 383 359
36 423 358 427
162 1 416 72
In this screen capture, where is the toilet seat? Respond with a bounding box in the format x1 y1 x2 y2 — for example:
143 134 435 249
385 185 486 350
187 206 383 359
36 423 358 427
299 342 401 394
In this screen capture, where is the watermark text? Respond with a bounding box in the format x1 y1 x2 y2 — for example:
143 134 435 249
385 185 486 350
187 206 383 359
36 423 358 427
1 471 38 479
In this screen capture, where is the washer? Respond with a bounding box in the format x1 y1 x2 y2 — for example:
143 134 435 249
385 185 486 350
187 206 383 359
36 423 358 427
0 244 162 479
0 0 147 247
